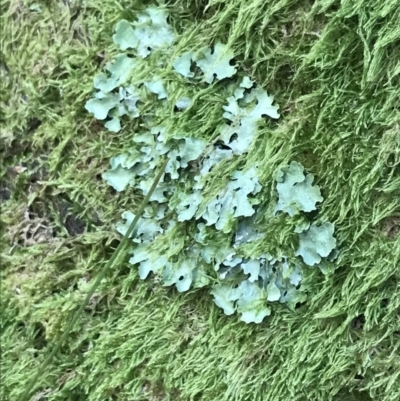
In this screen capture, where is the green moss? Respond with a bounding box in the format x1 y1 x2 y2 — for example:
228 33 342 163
1 0 400 400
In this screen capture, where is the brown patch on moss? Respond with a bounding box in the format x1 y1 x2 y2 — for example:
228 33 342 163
8 208 54 246
383 216 400 239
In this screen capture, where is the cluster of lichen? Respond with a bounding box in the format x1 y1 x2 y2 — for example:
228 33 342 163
86 6 337 323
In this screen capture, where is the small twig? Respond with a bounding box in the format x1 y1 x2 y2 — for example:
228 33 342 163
20 158 169 401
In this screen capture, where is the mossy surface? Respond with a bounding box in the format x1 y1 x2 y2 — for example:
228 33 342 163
1 1 399 400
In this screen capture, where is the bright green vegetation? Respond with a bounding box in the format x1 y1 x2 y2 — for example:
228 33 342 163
1 1 399 400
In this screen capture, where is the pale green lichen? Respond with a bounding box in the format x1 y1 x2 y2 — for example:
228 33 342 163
90 7 340 324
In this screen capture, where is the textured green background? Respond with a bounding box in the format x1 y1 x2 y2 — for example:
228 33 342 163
1 0 399 400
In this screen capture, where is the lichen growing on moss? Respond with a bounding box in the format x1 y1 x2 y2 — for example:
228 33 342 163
1 0 400 400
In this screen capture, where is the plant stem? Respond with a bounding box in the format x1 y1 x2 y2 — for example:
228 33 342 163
20 158 168 401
